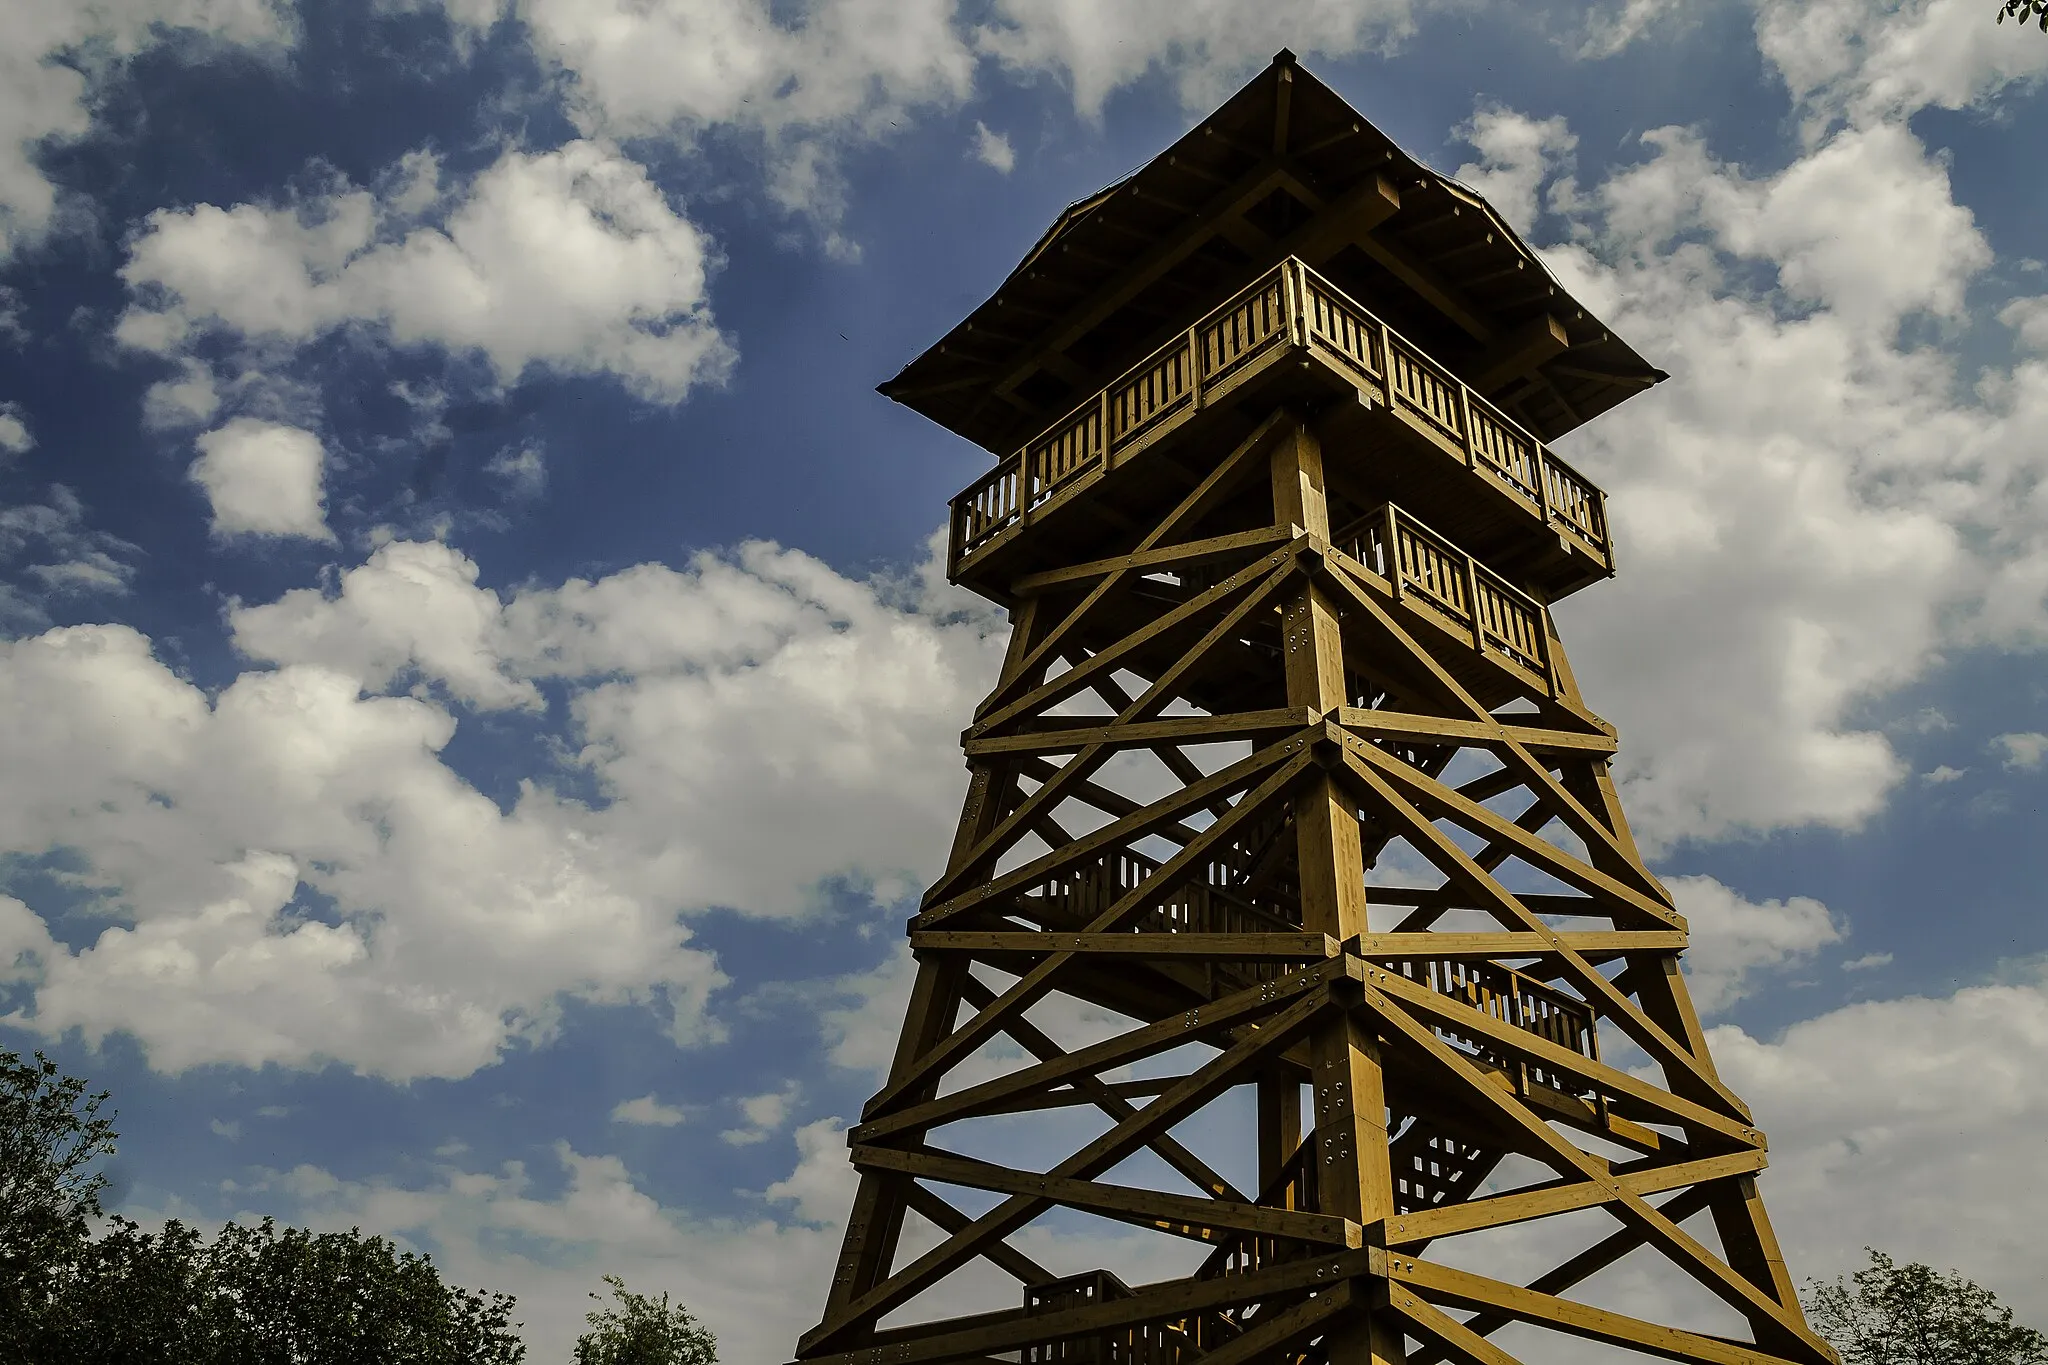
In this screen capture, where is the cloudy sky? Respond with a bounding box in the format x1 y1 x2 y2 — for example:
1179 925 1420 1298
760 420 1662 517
1 0 2045 1359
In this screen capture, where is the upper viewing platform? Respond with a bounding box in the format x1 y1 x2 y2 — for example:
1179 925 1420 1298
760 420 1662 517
881 52 1666 602
944 256 1616 601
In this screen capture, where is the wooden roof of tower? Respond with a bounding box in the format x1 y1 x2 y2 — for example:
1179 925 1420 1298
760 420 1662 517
881 50 1665 457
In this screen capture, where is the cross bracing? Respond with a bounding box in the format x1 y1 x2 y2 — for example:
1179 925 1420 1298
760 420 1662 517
790 413 1831 1365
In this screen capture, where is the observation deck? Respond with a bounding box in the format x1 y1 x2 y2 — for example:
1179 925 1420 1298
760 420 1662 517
946 259 1613 605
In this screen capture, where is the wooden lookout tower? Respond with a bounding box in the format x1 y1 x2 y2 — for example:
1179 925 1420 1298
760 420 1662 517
792 53 1833 1365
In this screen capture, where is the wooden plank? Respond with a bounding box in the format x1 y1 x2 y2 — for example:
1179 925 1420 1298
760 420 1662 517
1388 1285 1522 1365
972 550 1295 740
912 930 1338 959
878 753 1312 1117
1347 735 1681 928
1338 706 1616 754
850 1144 1357 1246
1010 525 1294 594
963 708 1309 758
1367 942 1762 1147
956 972 1248 1204
921 729 1298 924
1339 745 1752 1119
1324 571 1669 905
1366 990 1834 1361
802 988 1333 1350
1354 931 1688 959
988 412 1291 703
1195 1281 1358 1365
1384 1149 1769 1245
1405 1185 1719 1365
899 1183 1052 1288
852 960 1340 1144
798 1249 1373 1365
1392 1259 1815 1365
926 560 1300 916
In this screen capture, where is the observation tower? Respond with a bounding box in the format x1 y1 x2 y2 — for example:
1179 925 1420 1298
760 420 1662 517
792 52 1831 1365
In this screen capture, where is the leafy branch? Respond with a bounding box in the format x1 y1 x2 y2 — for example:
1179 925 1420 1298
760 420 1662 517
2000 0 2048 32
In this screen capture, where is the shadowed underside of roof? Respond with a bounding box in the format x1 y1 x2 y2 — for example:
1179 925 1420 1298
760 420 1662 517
881 51 1665 458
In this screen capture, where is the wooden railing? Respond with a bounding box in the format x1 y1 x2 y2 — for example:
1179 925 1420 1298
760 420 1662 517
1023 1271 1197 1365
1021 845 1300 940
1195 1136 1322 1284
1393 956 1599 1095
950 258 1611 570
1339 503 1551 682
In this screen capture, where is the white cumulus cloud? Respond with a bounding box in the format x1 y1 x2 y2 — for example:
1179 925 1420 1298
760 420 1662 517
1993 731 2048 771
189 418 334 542
970 120 1014 173
0 403 31 458
1453 95 2048 847
0 531 1005 1080
119 140 733 405
610 1094 688 1127
1671 874 1843 1016
0 0 293 265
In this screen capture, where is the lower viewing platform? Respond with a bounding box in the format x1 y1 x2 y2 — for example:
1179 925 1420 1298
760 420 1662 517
948 258 1614 603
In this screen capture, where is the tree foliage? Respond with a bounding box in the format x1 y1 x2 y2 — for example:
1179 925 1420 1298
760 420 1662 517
0 1051 117 1332
1805 1248 2048 1365
1 1048 524 1365
573 1276 718 1365
2001 0 2048 33
2 1050 720 1365
13 1214 528 1365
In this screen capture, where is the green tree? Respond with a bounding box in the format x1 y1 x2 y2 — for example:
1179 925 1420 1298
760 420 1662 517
0 1050 117 1340
1805 1248 2048 1365
573 1276 717 1365
23 1215 528 1365
1 1048 525 1364
2000 1 2048 32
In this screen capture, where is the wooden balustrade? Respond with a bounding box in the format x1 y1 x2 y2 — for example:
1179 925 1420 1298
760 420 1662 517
1394 956 1599 1096
949 259 1613 576
1196 1135 1323 1284
1339 503 1551 683
1023 1271 1212 1365
1298 270 1380 377
1023 843 1299 940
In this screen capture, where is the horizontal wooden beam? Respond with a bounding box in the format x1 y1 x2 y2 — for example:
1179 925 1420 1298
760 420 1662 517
1010 526 1295 594
851 1144 1357 1246
912 931 1338 959
1384 1149 1768 1245
797 1248 1375 1365
1338 707 1616 755
1390 1257 1813 1365
852 961 1342 1144
965 709 1310 757
1353 931 1688 960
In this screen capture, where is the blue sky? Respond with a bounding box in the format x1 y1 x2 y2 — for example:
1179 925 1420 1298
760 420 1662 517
1 1 2046 1360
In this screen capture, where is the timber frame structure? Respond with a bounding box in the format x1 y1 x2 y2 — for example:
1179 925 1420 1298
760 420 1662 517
791 53 1833 1365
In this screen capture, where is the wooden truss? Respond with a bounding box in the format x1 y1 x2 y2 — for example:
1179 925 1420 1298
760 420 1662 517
791 414 1835 1365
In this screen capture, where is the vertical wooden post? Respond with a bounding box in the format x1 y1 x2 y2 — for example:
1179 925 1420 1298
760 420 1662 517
1272 418 1404 1365
1383 504 1404 602
1256 1071 1302 1205
1454 381 1477 470
1462 551 1483 652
